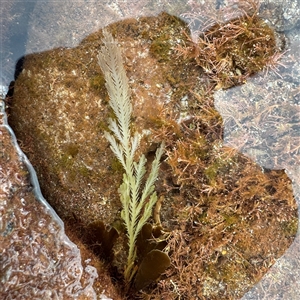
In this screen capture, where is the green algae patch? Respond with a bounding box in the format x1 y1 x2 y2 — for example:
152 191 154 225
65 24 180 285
8 8 298 300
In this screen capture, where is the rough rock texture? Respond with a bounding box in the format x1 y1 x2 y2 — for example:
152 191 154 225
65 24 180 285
214 3 300 296
1 100 100 299
7 7 298 299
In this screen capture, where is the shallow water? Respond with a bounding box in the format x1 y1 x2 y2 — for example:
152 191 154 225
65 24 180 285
1 1 299 299
0 100 98 299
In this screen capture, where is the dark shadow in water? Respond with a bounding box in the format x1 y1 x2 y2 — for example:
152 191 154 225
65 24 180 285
1 1 36 87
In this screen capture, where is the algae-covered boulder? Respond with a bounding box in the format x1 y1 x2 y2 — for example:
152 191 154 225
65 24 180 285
0 99 122 300
8 11 298 299
9 13 192 228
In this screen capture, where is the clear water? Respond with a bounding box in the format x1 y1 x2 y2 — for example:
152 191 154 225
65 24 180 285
1 1 299 299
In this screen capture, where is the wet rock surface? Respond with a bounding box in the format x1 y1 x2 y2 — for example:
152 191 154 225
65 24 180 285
7 8 299 299
0 102 99 299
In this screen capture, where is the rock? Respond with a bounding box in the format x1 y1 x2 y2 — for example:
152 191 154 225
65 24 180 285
7 10 298 299
1 99 100 299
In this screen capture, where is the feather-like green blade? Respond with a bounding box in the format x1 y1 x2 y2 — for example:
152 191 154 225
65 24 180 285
98 29 164 285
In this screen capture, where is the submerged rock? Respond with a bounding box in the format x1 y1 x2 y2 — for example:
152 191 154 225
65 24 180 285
0 100 99 299
7 10 298 299
8 12 193 236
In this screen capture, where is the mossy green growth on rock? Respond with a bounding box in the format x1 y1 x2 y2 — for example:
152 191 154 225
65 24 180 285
149 35 172 62
9 12 193 297
280 218 298 238
8 6 297 300
89 73 106 93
